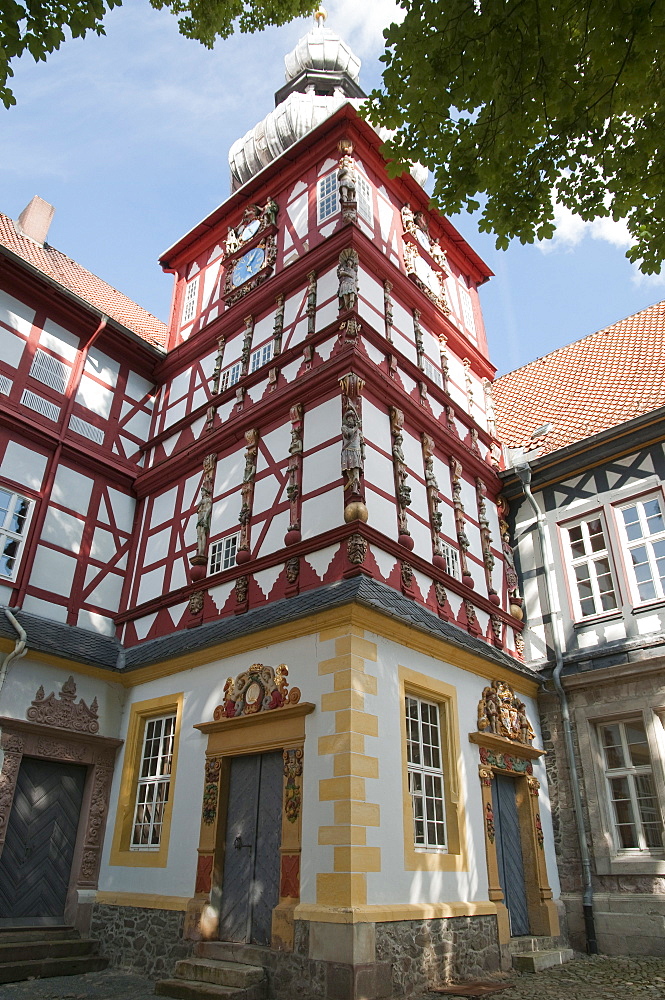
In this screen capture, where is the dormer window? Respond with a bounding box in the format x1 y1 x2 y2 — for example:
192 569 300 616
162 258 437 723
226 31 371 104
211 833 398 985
317 172 339 224
357 173 373 225
181 276 200 327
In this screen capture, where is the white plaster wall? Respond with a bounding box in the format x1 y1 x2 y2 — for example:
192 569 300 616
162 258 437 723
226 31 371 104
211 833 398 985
356 630 561 905
85 347 119 386
363 400 391 453
210 488 241 538
75 376 114 419
98 634 318 899
41 507 84 553
214 446 245 496
365 487 397 540
302 443 339 496
304 398 339 452
30 545 77 597
0 325 26 368
0 657 124 735
253 473 283 516
364 446 394 499
301 487 343 539
0 289 35 337
256 509 290 558
0 442 48 491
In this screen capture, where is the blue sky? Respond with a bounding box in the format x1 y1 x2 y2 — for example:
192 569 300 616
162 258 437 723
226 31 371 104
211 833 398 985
2 0 663 376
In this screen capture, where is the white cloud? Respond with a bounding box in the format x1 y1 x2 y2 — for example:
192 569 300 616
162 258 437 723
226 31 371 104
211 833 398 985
538 202 631 253
537 202 665 286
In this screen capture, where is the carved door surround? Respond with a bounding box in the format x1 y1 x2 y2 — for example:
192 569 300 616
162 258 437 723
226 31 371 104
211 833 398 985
470 729 559 952
188 665 314 952
0 716 122 931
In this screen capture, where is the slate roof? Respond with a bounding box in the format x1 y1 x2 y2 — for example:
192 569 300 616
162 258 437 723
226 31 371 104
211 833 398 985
492 299 665 456
0 212 168 348
0 578 536 682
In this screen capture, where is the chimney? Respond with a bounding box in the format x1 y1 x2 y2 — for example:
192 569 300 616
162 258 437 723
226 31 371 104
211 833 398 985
16 196 55 247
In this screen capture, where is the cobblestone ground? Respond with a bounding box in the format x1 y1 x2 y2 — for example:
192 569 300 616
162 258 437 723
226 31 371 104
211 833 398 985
0 956 664 1000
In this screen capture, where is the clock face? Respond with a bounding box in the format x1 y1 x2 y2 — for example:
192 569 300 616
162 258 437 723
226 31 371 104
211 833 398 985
414 254 442 297
239 218 260 242
416 227 431 251
232 246 265 287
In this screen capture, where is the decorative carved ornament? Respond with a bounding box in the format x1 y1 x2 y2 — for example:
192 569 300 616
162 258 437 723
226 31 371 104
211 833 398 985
202 758 221 825
283 748 303 824
477 679 535 745
213 664 301 721
347 533 367 565
27 676 99 734
479 746 533 775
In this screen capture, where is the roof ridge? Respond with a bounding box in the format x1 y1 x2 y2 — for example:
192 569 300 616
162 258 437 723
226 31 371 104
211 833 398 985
0 210 168 347
495 297 665 384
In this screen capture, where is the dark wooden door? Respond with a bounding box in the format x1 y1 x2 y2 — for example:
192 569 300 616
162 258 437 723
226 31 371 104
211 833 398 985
492 774 530 936
0 757 86 920
218 751 283 946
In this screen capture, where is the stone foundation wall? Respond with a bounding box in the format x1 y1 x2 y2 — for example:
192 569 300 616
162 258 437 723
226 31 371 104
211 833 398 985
375 915 500 996
91 904 192 979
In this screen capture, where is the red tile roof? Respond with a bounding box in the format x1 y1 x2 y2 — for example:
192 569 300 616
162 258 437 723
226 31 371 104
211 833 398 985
492 300 665 456
0 212 167 348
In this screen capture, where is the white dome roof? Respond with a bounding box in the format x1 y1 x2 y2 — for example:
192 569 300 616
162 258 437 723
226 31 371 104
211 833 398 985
229 90 361 188
284 22 361 84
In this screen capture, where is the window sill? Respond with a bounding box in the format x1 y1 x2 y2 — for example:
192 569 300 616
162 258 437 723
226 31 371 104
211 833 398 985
630 599 665 615
572 610 624 629
596 854 665 876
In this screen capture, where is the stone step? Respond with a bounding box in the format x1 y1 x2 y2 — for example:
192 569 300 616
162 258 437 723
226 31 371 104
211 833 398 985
0 925 80 944
0 938 97 963
175 958 266 990
156 979 266 1000
508 935 563 954
0 954 108 984
512 948 575 973
195 941 271 968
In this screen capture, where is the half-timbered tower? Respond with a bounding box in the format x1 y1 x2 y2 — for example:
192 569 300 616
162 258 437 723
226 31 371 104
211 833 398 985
494 306 665 960
0 14 565 998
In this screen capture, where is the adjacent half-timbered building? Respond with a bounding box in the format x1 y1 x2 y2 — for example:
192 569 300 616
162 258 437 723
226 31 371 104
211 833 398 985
0 15 565 998
494 304 665 958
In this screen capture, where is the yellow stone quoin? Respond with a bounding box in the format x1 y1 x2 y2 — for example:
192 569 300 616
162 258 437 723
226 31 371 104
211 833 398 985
317 627 381 908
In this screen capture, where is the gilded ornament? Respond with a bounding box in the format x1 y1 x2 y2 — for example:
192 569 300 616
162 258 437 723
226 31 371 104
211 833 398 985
213 663 300 720
477 679 535 745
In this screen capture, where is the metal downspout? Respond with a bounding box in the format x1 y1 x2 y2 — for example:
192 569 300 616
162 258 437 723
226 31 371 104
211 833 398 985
0 606 27 694
514 462 598 954
0 607 28 770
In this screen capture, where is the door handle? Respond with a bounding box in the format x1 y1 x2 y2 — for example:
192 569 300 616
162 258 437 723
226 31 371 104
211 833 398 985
234 835 252 851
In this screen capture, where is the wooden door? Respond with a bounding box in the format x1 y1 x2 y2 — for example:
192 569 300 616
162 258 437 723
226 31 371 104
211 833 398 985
218 751 283 946
0 757 86 921
492 773 530 936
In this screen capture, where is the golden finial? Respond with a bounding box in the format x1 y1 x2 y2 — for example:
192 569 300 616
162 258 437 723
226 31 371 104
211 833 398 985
314 6 328 26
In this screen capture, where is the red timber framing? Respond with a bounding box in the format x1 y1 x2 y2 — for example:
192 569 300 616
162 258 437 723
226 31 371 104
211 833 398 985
0 252 160 614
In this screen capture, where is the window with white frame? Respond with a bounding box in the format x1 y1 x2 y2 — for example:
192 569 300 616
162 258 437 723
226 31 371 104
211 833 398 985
357 173 373 224
317 172 339 224
181 276 200 326
219 362 242 392
249 342 273 373
130 714 176 850
617 495 665 603
459 286 477 337
422 356 443 388
209 532 239 574
0 488 32 580
439 539 461 580
563 515 618 618
405 695 447 850
599 719 663 852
